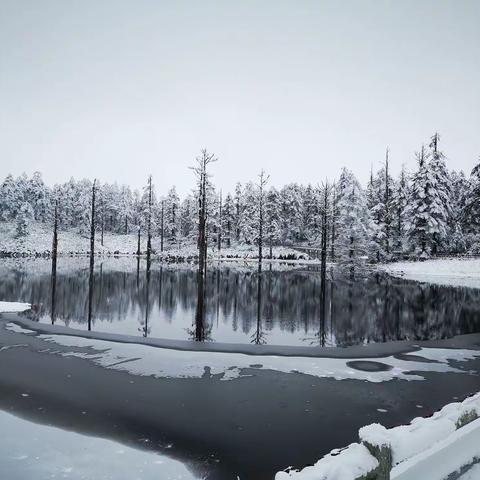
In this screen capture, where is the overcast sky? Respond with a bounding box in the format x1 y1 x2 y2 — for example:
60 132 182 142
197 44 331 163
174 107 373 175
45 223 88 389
0 0 479 196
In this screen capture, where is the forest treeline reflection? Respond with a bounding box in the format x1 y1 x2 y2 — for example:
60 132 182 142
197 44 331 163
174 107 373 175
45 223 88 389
2 262 480 347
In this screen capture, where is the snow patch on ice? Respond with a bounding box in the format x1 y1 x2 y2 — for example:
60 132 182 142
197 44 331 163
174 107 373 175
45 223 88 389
5 323 36 334
36 333 480 383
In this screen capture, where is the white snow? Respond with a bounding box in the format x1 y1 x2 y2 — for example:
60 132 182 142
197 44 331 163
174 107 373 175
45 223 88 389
0 409 198 480
391 418 480 480
458 463 480 480
0 221 311 262
275 443 378 480
13 328 478 383
4 323 35 333
0 301 31 313
277 393 480 480
382 258 480 289
361 392 480 465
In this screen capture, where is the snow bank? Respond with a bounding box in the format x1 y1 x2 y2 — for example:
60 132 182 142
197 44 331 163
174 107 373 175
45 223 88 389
275 443 378 480
277 393 480 480
0 301 31 313
0 409 198 480
458 463 480 480
391 418 480 480
383 258 480 289
360 392 480 465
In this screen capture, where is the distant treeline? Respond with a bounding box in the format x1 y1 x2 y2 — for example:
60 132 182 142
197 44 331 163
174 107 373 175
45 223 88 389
1 133 479 263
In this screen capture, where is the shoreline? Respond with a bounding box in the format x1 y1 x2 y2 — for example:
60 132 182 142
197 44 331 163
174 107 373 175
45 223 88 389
4 313 480 359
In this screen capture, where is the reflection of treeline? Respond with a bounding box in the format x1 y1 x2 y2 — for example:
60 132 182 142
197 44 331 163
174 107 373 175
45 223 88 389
2 267 480 345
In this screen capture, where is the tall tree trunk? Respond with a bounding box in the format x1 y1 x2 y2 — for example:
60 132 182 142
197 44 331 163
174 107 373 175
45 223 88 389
101 198 104 247
330 184 336 261
385 147 390 256
257 170 268 269
218 190 222 252
161 199 164 252
51 199 58 325
88 180 96 331
146 175 153 265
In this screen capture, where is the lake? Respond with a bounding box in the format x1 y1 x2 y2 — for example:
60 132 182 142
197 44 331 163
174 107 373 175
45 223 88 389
1 257 480 347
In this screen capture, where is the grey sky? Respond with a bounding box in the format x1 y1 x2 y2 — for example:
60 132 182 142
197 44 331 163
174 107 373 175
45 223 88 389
1 0 479 196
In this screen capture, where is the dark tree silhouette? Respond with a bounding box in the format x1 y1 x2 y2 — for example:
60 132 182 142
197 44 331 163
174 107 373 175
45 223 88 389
50 198 58 324
88 179 96 331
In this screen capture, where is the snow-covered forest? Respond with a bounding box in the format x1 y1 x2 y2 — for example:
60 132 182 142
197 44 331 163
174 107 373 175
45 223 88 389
1 133 479 263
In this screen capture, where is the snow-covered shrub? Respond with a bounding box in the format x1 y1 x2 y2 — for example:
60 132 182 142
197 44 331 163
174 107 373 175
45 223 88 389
16 201 34 237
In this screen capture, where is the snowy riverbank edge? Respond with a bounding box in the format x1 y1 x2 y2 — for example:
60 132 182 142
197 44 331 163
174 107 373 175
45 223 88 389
381 258 480 289
0 221 317 263
276 393 480 480
3 313 480 359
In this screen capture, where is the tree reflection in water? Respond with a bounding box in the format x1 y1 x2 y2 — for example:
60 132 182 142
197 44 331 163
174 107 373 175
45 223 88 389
2 261 480 347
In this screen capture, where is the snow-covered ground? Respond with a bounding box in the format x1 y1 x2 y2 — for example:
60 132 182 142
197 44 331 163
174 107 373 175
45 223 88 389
0 221 311 262
382 258 480 289
5 322 480 383
458 463 480 480
276 393 480 480
391 418 480 480
0 409 197 480
0 301 31 313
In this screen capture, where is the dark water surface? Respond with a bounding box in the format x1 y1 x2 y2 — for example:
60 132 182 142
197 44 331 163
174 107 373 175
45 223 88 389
1 257 480 346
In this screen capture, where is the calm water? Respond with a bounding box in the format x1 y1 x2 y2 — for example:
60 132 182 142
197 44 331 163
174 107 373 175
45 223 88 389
1 257 480 347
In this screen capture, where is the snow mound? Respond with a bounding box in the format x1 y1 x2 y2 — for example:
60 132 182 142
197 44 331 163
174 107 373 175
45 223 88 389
277 393 480 480
360 392 480 465
275 443 378 480
0 301 31 313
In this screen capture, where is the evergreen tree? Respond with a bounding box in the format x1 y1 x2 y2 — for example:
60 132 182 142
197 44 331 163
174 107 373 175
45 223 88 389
406 146 437 256
368 148 394 262
222 193 235 247
0 174 17 220
428 133 452 253
392 164 410 253
16 201 34 237
164 186 180 242
335 168 370 272
264 187 282 256
233 183 244 242
463 158 480 236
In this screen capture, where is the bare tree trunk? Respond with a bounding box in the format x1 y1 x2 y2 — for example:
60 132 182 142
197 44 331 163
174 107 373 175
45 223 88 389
88 180 96 331
146 175 152 265
257 170 269 269
137 226 141 255
321 182 329 280
218 190 222 252
144 256 151 338
385 147 390 256
101 195 105 247
161 199 164 252
319 182 330 346
192 150 216 341
330 184 336 261
51 199 58 325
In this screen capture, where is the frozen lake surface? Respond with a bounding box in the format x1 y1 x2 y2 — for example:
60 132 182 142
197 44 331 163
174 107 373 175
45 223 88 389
1 257 480 346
